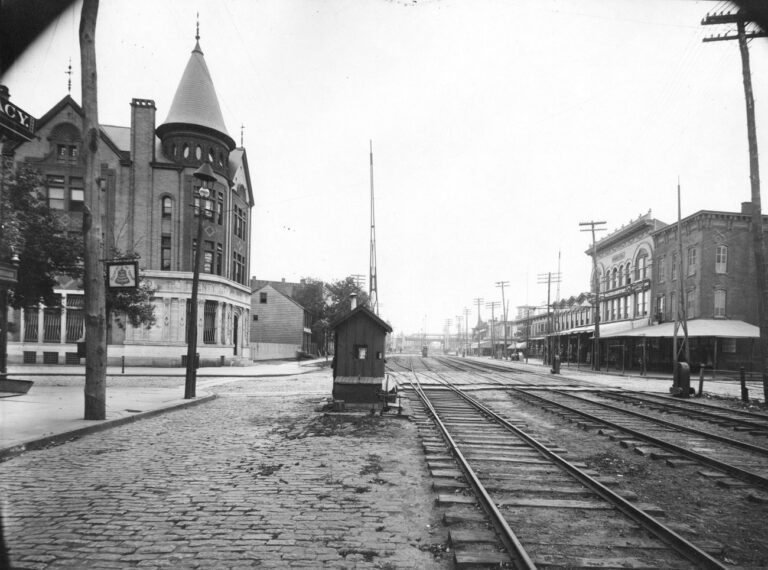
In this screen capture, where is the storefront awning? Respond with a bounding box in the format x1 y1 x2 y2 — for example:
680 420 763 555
599 319 759 339
507 341 527 349
552 324 594 336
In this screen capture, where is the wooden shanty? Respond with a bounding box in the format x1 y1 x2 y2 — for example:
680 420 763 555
330 301 393 405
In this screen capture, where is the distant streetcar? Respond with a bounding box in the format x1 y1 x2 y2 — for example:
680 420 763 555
421 345 428 357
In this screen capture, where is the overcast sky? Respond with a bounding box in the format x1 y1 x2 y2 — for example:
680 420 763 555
3 0 767 335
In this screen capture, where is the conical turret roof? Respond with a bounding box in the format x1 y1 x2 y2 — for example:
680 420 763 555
157 40 235 149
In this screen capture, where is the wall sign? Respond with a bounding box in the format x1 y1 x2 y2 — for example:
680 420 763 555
106 261 138 291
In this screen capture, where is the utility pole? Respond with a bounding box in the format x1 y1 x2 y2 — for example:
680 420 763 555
496 280 509 359
80 0 106 420
702 9 768 401
444 318 452 353
580 221 607 371
455 315 462 355
486 301 500 358
464 307 470 356
537 272 561 366
473 297 483 356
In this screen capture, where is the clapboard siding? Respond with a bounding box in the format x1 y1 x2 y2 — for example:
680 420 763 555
250 285 305 345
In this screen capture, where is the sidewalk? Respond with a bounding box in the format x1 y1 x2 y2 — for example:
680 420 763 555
467 356 765 403
0 358 328 460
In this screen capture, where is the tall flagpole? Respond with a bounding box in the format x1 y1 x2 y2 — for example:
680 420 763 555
369 140 379 315
673 177 690 393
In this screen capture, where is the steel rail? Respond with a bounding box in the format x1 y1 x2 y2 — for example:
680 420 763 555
406 364 536 570
510 387 768 489
547 389 768 456
419 369 727 570
614 391 768 428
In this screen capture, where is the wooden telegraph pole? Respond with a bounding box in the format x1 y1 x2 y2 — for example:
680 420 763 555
579 221 606 371
80 0 107 420
702 9 768 401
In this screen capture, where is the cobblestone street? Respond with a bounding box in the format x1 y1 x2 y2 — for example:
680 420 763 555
1 373 449 569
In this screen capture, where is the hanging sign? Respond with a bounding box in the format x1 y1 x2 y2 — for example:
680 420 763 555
106 260 138 291
0 93 36 142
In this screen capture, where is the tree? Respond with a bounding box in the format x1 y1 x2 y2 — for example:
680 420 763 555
292 275 369 355
326 276 369 324
1 165 83 310
292 278 328 352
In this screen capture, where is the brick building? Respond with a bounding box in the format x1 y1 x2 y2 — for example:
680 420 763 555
6 35 254 366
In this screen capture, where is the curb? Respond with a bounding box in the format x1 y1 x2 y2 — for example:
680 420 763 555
0 393 217 462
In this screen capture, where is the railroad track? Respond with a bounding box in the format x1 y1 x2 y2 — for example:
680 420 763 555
422 355 768 491
388 362 726 569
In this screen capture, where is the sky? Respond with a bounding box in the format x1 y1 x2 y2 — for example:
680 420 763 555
3 0 767 336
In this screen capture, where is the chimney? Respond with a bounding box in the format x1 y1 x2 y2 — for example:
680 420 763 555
350 293 358 310
742 201 753 215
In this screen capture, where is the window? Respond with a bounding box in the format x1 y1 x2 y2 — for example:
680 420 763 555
625 262 631 285
355 345 368 359
217 192 224 225
656 295 665 321
612 268 618 289
203 241 214 273
69 177 84 212
162 197 172 218
260 292 267 304
670 292 676 321
161 235 172 270
671 253 678 281
216 244 223 276
715 245 727 273
687 247 697 276
65 294 84 342
635 253 648 280
252 315 258 321
203 300 217 344
686 288 695 318
233 207 246 239
714 290 726 318
657 257 665 282
233 252 245 284
56 144 78 163
46 175 66 209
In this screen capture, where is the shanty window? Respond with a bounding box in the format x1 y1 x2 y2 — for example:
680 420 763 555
355 345 368 360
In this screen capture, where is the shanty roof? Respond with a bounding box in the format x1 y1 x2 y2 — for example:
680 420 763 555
157 40 234 149
330 305 393 333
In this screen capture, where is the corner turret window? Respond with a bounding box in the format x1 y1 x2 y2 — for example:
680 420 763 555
183 144 190 159
195 145 202 160
208 148 215 163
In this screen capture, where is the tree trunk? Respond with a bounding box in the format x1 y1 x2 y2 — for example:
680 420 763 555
80 0 106 420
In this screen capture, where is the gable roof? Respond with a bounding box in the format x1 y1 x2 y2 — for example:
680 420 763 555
253 284 306 312
330 305 393 333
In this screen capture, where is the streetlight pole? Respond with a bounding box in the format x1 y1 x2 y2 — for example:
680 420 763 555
185 162 216 399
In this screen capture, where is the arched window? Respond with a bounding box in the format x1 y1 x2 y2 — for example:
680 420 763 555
625 262 631 284
635 251 648 280
612 268 618 289
162 196 173 218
